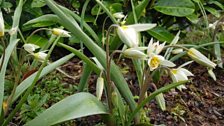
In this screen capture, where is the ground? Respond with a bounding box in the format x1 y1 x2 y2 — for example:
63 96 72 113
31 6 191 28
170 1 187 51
50 54 224 125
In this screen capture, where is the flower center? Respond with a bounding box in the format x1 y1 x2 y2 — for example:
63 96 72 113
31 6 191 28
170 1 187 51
171 69 178 74
150 56 160 68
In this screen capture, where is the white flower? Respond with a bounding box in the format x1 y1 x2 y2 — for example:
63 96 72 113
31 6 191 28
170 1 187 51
148 54 175 71
170 67 193 91
123 48 147 59
172 48 183 54
52 28 71 37
147 38 165 56
187 48 216 68
33 51 47 61
208 21 218 30
117 23 157 47
23 43 40 53
113 12 125 19
0 10 4 37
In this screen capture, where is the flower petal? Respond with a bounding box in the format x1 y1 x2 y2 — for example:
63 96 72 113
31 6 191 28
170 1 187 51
160 59 176 67
128 23 157 32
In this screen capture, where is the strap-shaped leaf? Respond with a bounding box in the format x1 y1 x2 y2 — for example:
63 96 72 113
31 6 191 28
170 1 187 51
12 53 74 102
25 92 108 126
154 0 195 17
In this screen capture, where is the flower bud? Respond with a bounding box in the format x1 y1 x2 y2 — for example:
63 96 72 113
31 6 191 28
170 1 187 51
0 10 5 37
23 43 40 53
33 52 47 61
96 77 104 100
187 48 216 68
172 48 183 54
123 48 147 59
113 12 125 19
52 28 71 37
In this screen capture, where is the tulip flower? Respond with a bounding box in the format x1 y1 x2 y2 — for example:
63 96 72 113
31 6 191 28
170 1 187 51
147 38 165 56
172 48 183 54
52 28 71 37
187 48 216 68
123 48 147 59
148 54 175 71
96 77 104 100
117 23 156 47
0 10 4 37
170 67 193 91
33 51 47 61
23 43 40 53
113 12 125 19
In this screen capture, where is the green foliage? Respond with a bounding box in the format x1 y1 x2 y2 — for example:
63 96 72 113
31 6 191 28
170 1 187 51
25 92 108 126
154 0 195 17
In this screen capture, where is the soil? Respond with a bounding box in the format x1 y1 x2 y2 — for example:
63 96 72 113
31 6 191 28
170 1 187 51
59 56 224 126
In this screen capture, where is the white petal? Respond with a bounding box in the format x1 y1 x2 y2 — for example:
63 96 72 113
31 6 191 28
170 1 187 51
208 68 216 81
177 85 187 91
113 12 125 19
128 23 157 32
0 10 4 37
175 70 188 81
123 48 147 59
52 28 71 37
160 59 176 67
155 42 166 54
117 26 138 47
147 38 154 56
96 77 104 100
179 68 194 76
23 43 40 53
188 48 216 68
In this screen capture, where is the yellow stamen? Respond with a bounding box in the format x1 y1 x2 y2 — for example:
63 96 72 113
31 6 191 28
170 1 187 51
150 56 160 68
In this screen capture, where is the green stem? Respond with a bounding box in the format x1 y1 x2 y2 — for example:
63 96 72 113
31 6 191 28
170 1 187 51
80 0 90 52
126 80 188 126
26 28 50 43
2 36 60 126
164 45 189 51
95 0 117 24
58 43 100 74
130 0 137 23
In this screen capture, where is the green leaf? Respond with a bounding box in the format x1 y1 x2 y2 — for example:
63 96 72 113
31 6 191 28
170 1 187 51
208 1 224 10
25 93 108 126
0 39 19 116
23 14 58 27
26 35 48 47
109 3 122 13
12 54 74 102
147 26 174 43
204 6 220 18
31 0 46 8
186 13 199 24
45 0 136 111
78 63 92 91
154 0 195 17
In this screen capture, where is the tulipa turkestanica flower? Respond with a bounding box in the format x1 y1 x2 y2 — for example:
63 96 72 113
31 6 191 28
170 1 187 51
148 54 175 71
33 51 47 61
170 67 193 91
147 38 165 56
0 9 4 37
117 23 156 48
123 48 147 59
187 48 216 68
52 28 71 37
23 43 40 53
